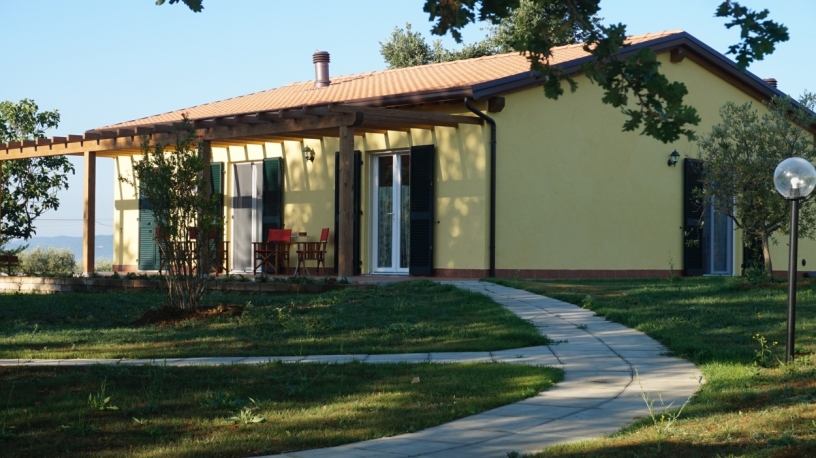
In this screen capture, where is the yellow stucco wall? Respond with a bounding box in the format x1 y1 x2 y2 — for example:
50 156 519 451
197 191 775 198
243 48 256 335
113 124 489 273
492 52 814 273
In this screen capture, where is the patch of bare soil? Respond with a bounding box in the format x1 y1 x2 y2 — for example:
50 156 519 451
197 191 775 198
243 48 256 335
132 304 244 327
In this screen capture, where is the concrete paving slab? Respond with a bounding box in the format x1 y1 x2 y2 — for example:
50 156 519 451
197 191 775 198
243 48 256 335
298 355 367 364
275 444 405 457
239 356 305 364
364 353 429 364
351 436 462 454
168 357 247 366
115 358 184 366
428 351 492 363
481 403 585 420
406 425 509 444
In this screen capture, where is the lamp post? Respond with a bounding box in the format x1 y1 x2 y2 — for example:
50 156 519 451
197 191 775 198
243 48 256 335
773 157 816 363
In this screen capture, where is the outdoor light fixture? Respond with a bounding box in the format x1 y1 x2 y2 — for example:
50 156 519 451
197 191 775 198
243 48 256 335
667 150 680 167
302 146 315 163
773 157 816 363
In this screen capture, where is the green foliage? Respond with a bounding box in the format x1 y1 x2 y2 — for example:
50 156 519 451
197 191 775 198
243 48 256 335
421 0 788 143
380 2 597 70
19 246 76 276
697 94 816 274
87 379 118 411
94 257 113 273
120 117 223 310
715 2 789 70
380 23 496 69
155 0 202 12
753 333 781 368
0 99 74 247
226 406 265 425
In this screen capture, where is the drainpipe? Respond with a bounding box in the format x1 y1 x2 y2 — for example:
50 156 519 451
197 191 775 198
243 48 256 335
464 98 497 278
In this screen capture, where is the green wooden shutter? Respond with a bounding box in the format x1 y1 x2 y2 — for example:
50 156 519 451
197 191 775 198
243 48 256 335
262 158 282 241
138 188 159 271
683 158 704 276
210 162 224 208
334 151 362 275
409 145 435 276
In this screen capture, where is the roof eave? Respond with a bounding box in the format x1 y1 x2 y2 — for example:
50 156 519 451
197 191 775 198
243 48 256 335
470 32 786 105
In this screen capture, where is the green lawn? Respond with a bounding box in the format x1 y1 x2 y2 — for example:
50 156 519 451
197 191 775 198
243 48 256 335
0 362 562 458
489 277 816 457
0 280 548 359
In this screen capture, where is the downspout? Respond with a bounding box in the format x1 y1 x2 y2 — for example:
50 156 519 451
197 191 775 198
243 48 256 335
464 98 497 278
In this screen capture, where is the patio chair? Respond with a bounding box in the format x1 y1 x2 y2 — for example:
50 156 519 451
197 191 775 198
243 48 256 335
188 226 229 276
253 228 291 275
296 227 329 276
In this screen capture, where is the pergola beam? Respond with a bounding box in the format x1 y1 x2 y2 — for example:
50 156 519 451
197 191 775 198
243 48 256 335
0 104 480 160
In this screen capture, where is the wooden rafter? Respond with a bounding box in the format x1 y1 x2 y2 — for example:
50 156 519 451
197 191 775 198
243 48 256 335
0 104 481 160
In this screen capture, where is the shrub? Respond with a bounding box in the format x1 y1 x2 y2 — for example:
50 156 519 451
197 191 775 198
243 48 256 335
19 246 76 276
95 257 113 272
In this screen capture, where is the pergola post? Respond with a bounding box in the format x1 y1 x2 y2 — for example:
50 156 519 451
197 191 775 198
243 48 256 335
82 151 96 275
337 125 354 277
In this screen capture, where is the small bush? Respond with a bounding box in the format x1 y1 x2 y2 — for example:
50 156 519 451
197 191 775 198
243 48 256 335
95 257 113 272
19 246 76 276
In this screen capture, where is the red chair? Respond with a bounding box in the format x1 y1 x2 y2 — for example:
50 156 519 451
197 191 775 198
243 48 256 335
253 229 291 275
296 228 329 276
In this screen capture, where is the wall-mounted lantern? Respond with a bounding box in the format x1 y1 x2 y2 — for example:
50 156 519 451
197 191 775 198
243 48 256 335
667 150 680 167
302 146 315 163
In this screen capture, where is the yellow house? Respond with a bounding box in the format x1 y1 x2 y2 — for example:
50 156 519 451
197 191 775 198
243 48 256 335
2 30 809 278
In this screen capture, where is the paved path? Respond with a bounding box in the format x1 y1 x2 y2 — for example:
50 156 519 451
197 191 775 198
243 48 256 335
0 281 704 458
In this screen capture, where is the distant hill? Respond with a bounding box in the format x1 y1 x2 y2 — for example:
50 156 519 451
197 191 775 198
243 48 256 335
6 235 114 261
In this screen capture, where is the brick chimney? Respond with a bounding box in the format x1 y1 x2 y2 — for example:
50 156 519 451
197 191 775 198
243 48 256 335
763 78 778 88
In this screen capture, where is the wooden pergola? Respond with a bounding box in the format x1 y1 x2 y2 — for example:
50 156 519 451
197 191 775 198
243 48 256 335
0 104 482 277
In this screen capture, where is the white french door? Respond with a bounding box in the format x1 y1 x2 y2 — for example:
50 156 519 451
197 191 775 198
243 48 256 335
231 162 263 272
371 153 410 273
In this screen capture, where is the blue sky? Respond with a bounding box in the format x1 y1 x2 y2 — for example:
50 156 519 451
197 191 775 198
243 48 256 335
1 0 813 238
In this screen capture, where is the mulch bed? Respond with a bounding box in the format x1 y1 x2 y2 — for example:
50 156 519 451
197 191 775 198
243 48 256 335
132 304 244 327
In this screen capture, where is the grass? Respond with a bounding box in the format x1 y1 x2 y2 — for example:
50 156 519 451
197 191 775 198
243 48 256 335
489 277 816 457
0 280 547 359
0 362 562 458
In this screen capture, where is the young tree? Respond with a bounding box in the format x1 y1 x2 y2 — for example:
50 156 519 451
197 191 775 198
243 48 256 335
380 1 599 69
0 99 75 249
121 118 222 310
697 94 816 275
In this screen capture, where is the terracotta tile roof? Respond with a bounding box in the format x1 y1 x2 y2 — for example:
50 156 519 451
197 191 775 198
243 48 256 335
100 30 682 129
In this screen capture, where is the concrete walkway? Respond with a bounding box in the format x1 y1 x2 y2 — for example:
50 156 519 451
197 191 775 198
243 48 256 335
0 281 704 457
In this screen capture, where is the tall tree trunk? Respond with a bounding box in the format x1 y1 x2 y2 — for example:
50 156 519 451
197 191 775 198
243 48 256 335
761 232 773 276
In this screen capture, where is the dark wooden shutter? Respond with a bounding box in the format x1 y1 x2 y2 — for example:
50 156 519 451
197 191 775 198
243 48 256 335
409 145 435 275
262 158 282 241
334 151 362 275
138 188 158 271
210 162 224 209
683 158 704 276
742 237 763 274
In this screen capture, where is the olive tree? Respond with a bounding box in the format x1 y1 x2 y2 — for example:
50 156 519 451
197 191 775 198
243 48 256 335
697 94 816 275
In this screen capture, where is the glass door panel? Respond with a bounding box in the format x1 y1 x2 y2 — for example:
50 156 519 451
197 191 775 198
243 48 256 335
376 156 394 269
399 155 410 269
372 153 410 273
702 200 733 275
